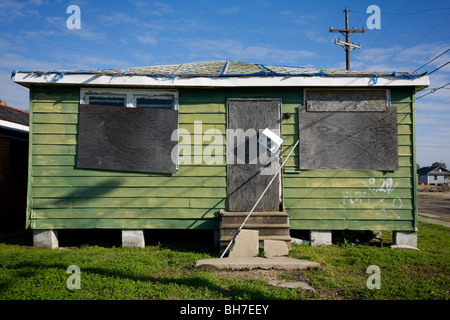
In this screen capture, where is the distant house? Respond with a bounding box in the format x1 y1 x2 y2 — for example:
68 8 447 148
417 166 450 185
0 102 29 230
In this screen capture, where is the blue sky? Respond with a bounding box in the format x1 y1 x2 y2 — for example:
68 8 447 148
1 0 449 167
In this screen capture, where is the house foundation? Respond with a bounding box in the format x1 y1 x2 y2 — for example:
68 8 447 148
33 230 59 249
310 230 332 246
392 231 418 249
122 230 145 248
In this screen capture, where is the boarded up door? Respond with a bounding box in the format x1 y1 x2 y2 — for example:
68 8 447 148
227 99 281 212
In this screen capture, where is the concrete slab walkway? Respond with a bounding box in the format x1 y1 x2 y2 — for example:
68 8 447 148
418 214 450 228
195 257 320 271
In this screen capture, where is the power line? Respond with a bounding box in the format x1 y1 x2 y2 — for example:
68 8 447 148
383 12 450 73
426 60 450 75
416 82 450 99
411 48 450 73
351 8 450 16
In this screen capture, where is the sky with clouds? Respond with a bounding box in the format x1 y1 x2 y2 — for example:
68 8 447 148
1 0 449 167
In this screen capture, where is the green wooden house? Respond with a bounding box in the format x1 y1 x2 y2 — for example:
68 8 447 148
12 60 429 250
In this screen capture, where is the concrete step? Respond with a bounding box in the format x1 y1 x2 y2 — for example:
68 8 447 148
220 235 292 250
221 211 289 225
220 224 290 237
220 211 292 252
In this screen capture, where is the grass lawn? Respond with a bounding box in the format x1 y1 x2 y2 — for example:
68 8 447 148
0 222 448 300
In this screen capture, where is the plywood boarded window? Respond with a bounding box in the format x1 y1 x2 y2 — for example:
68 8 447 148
77 104 178 173
299 89 398 170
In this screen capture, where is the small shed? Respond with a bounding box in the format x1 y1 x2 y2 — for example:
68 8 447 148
0 102 29 231
12 60 429 249
418 166 450 185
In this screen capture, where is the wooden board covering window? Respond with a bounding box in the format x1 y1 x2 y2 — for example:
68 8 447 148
77 104 178 173
298 104 398 171
227 99 281 212
306 89 388 112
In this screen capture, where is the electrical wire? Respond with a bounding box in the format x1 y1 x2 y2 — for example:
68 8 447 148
416 82 450 99
411 48 450 73
351 8 450 16
426 60 450 75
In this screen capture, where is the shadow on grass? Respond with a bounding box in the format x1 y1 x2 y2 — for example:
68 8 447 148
0 259 288 300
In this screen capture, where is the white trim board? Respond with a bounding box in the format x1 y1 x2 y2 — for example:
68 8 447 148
13 72 430 89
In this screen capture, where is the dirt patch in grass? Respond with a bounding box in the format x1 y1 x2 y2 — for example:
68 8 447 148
418 186 450 202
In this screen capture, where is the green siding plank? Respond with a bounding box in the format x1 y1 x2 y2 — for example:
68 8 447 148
283 166 412 178
180 103 226 114
33 113 79 124
32 187 159 198
33 134 77 145
33 176 226 187
33 155 75 165
284 198 412 209
33 197 191 208
288 209 413 220
33 145 76 155
33 124 78 134
32 165 226 177
32 186 225 198
283 187 412 199
179 113 225 124
33 102 79 114
189 198 226 208
158 187 226 198
390 89 413 103
289 219 414 231
31 208 219 219
284 177 411 188
31 218 218 229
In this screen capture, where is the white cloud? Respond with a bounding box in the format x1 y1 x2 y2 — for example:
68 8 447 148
180 38 315 64
0 70 29 110
137 34 158 45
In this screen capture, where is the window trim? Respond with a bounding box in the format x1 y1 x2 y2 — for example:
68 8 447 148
80 88 179 110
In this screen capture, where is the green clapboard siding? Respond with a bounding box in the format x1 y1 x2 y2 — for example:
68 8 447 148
27 86 417 232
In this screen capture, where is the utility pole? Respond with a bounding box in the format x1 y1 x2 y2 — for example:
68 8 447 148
329 9 366 70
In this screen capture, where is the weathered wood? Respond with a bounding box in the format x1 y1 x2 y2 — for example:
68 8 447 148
298 105 398 170
32 165 226 177
288 219 414 231
33 197 191 208
305 89 388 111
283 187 412 198
31 187 225 198
33 176 226 187
284 177 411 188
288 209 413 220
284 198 413 209
33 113 78 124
283 166 411 177
227 99 281 212
26 86 415 233
31 217 219 229
77 104 178 174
